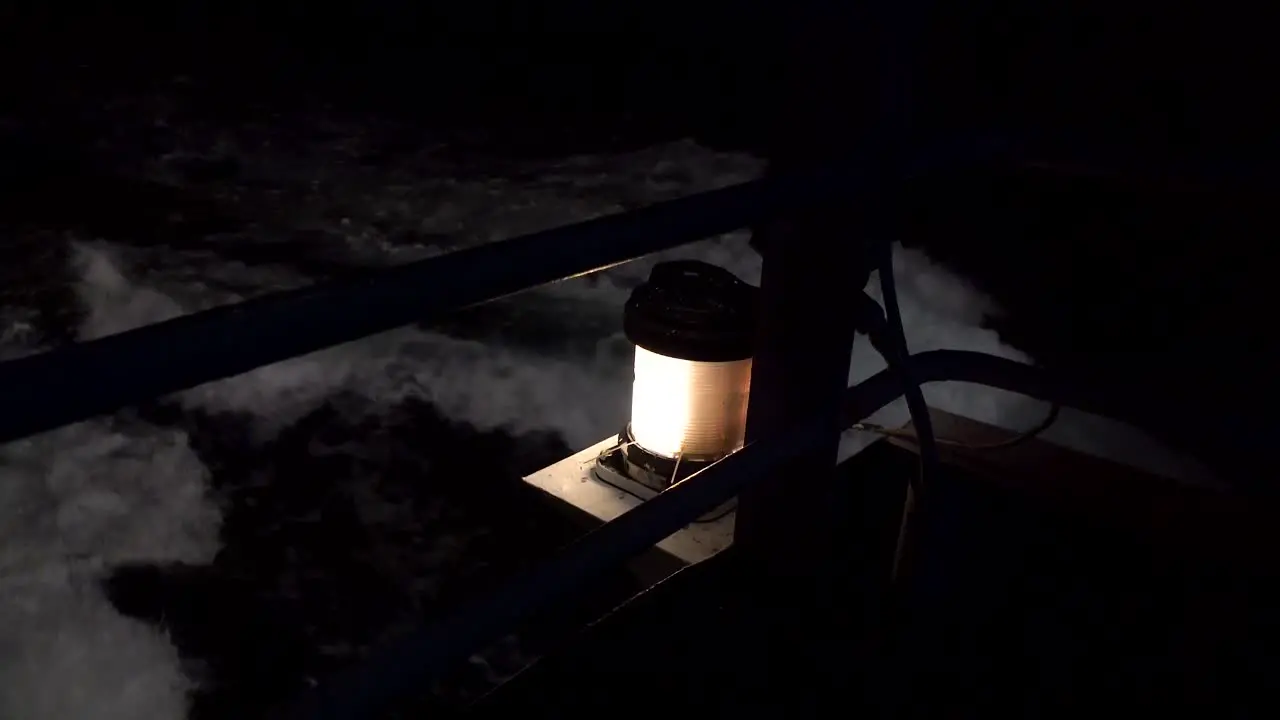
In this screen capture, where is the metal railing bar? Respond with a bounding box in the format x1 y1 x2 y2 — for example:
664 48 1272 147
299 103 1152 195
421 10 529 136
0 154 924 445
278 348 1111 720
0 174 802 444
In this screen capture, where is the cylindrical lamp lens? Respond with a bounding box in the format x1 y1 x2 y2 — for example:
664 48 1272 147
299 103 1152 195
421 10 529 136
630 346 752 460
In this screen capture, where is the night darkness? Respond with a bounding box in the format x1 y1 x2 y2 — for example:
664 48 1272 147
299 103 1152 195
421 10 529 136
1 2 1276 719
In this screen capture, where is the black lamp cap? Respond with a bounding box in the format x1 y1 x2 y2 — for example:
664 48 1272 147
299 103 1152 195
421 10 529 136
623 260 758 362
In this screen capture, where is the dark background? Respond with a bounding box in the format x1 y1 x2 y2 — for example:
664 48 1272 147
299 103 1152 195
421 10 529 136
5 3 1270 153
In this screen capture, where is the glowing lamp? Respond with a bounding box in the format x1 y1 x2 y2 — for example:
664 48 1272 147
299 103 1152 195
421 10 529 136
596 261 758 496
628 345 752 460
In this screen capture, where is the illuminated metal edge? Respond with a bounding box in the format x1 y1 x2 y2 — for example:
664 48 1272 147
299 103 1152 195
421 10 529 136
594 446 738 523
522 438 735 567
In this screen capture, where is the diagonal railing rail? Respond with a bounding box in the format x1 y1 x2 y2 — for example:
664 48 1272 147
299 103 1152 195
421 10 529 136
0 130 1260 447
0 140 985 445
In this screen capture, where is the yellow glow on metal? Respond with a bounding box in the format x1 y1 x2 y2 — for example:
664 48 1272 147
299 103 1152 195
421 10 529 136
629 346 752 460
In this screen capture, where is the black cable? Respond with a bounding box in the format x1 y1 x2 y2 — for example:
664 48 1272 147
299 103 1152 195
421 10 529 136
874 240 940 492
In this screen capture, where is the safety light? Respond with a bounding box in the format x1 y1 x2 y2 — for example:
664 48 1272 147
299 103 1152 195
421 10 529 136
595 260 759 499
629 345 752 460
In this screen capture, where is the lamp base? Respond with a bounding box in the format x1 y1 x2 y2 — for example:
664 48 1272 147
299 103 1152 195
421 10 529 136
592 427 736 523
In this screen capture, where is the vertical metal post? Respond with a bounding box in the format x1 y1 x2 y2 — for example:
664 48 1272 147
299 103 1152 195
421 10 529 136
731 207 865 711
733 2 919 710
733 217 864 560
730 21 873 714
734 2 882 575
